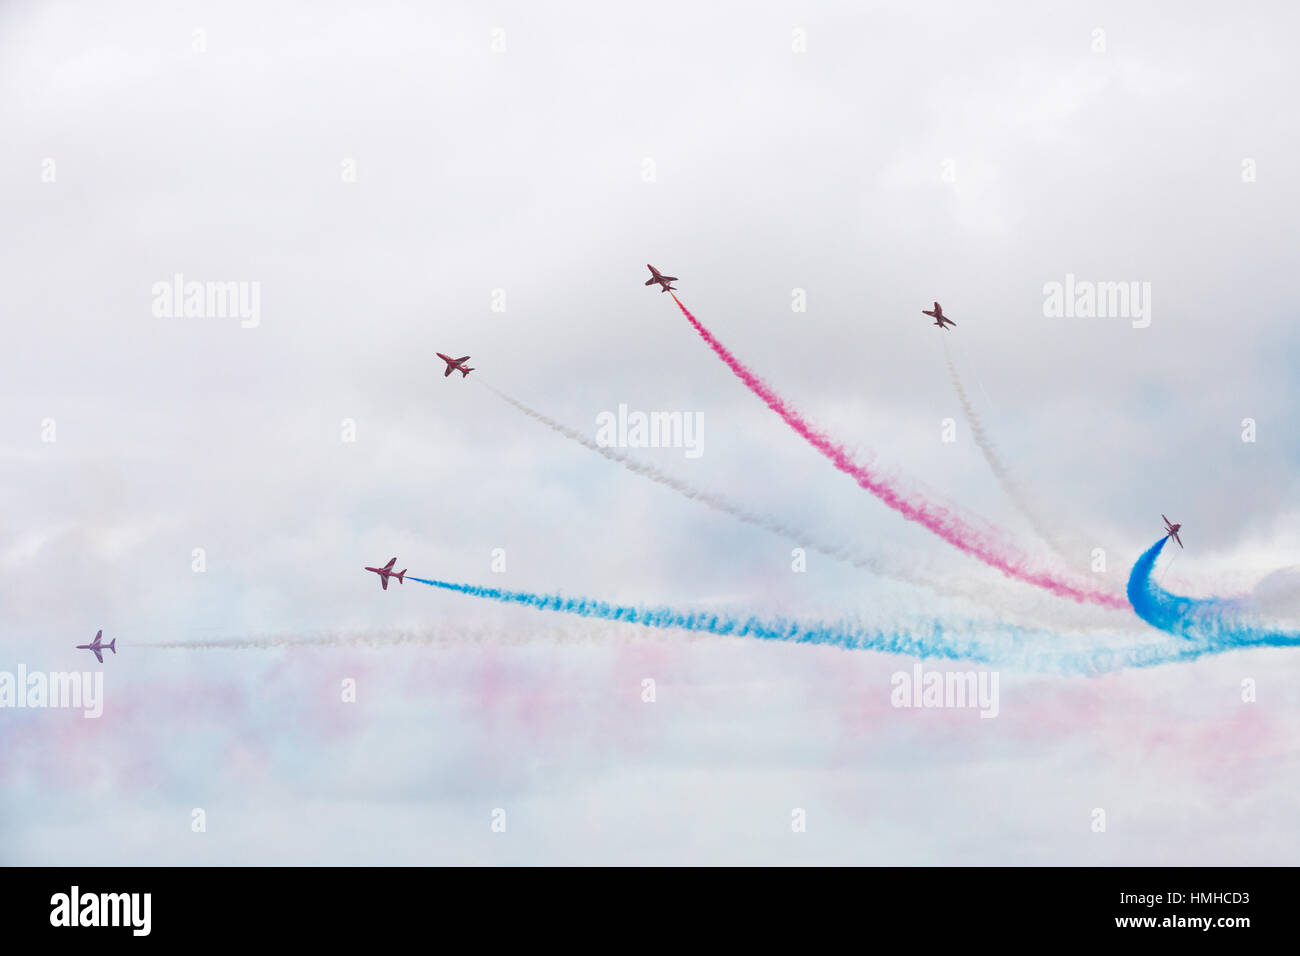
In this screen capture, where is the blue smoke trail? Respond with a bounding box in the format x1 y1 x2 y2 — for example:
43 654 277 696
409 576 989 662
1127 537 1300 652
408 574 1289 674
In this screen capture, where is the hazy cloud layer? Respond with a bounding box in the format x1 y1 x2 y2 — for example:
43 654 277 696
2 0 1297 864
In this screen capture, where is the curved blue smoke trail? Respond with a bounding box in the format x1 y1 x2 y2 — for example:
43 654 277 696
408 573 1290 674
1127 537 1300 651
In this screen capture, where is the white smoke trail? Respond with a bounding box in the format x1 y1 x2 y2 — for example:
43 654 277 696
481 382 1132 632
482 384 899 567
941 335 1115 587
130 592 1187 675
131 619 721 651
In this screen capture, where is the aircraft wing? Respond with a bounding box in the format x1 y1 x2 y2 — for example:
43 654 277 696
380 575 389 590
383 558 396 570
1173 532 1183 548
455 356 470 364
91 647 104 663
444 364 454 377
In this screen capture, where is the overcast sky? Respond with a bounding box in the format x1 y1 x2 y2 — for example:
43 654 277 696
2 0 1298 864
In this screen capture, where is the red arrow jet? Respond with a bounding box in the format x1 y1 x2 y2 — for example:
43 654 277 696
922 302 956 329
437 353 474 378
76 629 116 663
1162 515 1184 548
645 264 678 293
365 557 407 590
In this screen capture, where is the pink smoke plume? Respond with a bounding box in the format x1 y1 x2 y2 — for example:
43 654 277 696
670 294 1128 610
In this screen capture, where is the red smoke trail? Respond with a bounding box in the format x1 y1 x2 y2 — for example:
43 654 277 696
671 294 1128 610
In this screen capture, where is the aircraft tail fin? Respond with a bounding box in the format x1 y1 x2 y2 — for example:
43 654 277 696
397 570 406 584
460 367 473 377
108 639 116 654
